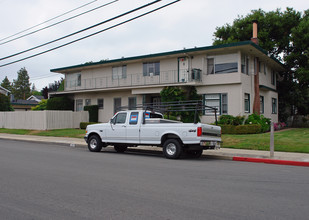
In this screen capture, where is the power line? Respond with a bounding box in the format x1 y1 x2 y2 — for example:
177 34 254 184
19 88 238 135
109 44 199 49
0 0 118 46
0 0 181 68
0 0 98 43
0 0 161 61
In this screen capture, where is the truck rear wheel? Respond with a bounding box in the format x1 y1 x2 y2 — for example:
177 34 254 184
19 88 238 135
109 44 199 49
88 135 103 152
114 145 127 153
163 139 182 159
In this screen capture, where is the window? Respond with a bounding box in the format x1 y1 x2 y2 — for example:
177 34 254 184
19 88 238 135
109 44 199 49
129 112 139 125
77 74 81 86
204 93 228 115
76 99 83 111
271 70 276 85
260 96 264 114
244 93 250 113
263 63 267 75
241 54 249 75
85 99 91 106
112 65 127 79
208 54 239 74
97 99 104 109
114 98 121 113
272 98 277 114
128 97 136 110
221 94 228 114
113 113 127 124
143 62 160 76
207 58 214 74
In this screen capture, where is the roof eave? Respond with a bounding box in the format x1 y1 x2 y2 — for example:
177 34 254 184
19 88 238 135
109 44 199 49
50 41 286 73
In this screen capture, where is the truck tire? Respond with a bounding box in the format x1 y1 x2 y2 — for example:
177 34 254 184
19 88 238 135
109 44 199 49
163 139 182 159
88 135 103 152
114 145 127 153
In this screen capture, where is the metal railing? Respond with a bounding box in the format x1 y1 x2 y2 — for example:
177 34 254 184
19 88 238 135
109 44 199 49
65 69 202 91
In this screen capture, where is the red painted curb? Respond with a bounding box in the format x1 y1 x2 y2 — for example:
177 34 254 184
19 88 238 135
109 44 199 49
233 157 309 167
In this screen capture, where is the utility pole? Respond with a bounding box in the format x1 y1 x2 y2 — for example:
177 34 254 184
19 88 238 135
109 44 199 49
270 121 274 158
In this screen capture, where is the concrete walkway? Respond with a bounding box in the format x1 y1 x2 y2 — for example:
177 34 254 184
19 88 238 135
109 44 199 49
0 133 308 166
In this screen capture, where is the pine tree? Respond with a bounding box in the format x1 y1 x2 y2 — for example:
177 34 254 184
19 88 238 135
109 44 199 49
1 76 12 92
12 67 31 100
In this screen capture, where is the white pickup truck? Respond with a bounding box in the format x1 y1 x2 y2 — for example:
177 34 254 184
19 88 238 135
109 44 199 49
84 110 221 159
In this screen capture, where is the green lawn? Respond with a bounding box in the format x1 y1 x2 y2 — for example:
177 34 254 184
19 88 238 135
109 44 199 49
222 128 309 153
0 128 308 153
0 128 85 138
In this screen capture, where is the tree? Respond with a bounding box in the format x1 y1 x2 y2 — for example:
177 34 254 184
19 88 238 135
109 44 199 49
12 67 31 100
30 83 41 96
1 76 12 92
41 86 49 99
160 86 202 123
48 78 64 92
0 94 13 111
213 8 309 121
31 99 47 111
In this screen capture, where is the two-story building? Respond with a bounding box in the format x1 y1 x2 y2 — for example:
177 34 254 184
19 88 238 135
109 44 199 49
50 40 285 123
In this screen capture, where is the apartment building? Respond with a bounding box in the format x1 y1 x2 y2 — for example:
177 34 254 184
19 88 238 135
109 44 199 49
50 40 285 123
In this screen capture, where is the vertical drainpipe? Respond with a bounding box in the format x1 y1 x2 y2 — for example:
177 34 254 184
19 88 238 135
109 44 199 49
251 20 260 115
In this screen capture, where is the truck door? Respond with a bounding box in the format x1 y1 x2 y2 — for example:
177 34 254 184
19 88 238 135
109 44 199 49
126 112 141 144
106 112 127 142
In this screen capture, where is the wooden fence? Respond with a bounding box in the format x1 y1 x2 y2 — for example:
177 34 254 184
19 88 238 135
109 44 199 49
0 111 89 130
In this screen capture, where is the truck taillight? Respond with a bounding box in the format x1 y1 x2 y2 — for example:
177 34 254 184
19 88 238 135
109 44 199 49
197 127 202 137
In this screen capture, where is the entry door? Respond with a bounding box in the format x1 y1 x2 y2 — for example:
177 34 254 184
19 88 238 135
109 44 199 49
178 57 189 82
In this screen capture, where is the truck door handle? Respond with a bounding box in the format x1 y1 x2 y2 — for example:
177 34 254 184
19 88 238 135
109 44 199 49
122 125 126 128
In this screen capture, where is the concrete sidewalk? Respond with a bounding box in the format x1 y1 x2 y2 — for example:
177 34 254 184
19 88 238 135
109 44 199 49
0 133 308 166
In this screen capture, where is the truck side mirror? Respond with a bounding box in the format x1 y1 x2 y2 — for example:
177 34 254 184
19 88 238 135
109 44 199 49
110 118 116 125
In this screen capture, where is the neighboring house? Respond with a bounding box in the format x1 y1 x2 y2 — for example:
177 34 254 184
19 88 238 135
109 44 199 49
11 99 39 111
50 40 285 123
27 95 44 102
0 85 10 96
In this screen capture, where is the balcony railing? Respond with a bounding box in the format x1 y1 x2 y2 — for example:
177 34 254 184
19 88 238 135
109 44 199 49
65 69 202 91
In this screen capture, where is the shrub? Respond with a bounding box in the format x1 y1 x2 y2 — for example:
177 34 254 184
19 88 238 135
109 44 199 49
47 96 74 110
245 114 270 133
218 115 235 125
84 105 98 122
274 122 286 131
220 124 262 134
218 115 245 126
32 99 47 111
80 122 98 129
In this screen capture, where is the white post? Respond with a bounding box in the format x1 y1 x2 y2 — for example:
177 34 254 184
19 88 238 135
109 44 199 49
270 121 274 158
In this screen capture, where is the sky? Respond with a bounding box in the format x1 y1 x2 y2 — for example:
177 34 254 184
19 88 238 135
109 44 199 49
0 0 308 90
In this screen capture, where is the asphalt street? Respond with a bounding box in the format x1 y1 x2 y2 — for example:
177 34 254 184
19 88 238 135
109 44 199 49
0 139 308 220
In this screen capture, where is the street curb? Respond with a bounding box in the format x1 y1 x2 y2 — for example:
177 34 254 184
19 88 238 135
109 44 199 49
233 157 309 167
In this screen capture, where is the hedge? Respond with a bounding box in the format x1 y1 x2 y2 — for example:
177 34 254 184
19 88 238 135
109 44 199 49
84 105 98 122
220 124 262 134
46 96 74 110
80 122 98 129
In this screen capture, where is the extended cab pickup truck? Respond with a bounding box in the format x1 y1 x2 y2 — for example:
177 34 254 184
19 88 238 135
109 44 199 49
85 110 221 159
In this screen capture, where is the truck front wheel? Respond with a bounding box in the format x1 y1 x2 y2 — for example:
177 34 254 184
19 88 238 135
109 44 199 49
163 139 182 159
88 135 103 152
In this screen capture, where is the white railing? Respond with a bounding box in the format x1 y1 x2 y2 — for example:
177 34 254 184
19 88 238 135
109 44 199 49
65 69 202 91
0 111 89 130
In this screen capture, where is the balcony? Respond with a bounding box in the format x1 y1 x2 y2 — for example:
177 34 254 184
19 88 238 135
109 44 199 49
65 69 202 91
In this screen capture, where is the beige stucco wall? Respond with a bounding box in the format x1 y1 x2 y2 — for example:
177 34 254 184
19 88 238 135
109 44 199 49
197 83 242 124
73 90 143 122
